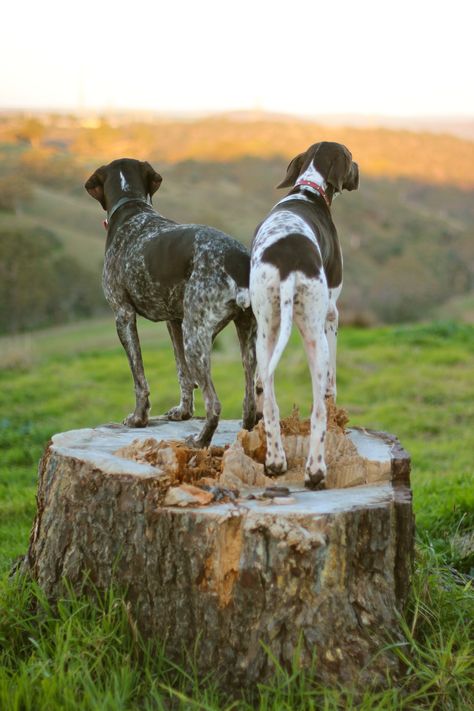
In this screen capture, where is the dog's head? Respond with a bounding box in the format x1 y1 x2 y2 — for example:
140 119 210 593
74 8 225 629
85 158 163 211
277 142 359 196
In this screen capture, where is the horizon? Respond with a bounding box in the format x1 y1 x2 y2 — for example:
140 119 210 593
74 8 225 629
3 107 474 143
2 107 474 121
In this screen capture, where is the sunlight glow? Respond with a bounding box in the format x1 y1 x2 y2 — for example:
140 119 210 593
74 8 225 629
2 0 473 117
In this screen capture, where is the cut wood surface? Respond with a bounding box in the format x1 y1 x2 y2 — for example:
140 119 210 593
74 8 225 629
23 417 414 688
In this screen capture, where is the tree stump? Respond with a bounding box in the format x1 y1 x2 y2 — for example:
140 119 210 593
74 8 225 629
23 416 413 689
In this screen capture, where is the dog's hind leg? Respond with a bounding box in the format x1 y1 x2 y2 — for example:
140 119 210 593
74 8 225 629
255 374 264 423
181 315 222 449
165 319 195 421
234 309 258 431
294 293 330 489
115 306 150 427
325 285 341 400
253 300 287 475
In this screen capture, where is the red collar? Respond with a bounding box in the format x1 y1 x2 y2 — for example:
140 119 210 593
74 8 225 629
295 179 330 207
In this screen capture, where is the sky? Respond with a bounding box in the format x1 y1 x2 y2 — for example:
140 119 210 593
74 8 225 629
2 0 473 118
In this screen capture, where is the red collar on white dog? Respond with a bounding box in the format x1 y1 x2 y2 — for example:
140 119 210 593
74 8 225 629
295 179 330 207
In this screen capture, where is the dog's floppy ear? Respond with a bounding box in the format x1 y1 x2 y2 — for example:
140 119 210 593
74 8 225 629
276 152 306 189
344 161 359 191
325 148 352 194
142 162 163 197
85 167 106 209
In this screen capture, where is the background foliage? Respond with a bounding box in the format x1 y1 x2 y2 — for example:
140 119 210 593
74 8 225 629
1 111 473 333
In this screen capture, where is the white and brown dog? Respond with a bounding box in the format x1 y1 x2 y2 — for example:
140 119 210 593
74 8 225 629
250 142 359 488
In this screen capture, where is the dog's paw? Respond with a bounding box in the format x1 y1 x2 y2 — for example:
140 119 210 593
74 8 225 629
165 405 193 421
184 433 210 450
123 413 148 428
304 469 326 491
265 460 288 477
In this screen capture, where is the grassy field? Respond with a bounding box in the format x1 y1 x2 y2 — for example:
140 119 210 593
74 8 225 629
0 318 473 709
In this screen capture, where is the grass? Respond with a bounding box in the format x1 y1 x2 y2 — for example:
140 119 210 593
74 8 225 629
0 318 473 708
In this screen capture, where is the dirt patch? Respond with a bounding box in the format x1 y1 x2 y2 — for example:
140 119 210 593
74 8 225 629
115 399 352 501
280 400 349 437
238 420 267 463
115 438 225 483
116 400 347 480
326 398 350 433
173 443 225 482
280 408 311 436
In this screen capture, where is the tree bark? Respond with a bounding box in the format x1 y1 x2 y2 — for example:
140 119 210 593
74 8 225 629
23 418 413 689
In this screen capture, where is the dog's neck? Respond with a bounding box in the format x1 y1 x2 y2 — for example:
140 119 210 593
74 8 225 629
107 195 152 221
104 195 154 250
277 184 335 209
278 165 334 208
294 180 330 207
103 167 153 219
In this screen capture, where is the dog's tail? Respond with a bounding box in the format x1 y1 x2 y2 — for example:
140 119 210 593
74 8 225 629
235 287 251 310
268 274 296 377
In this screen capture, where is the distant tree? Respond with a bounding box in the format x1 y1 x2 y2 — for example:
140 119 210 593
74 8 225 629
19 148 79 189
369 254 443 323
0 176 33 212
71 119 122 158
0 228 105 334
15 117 46 147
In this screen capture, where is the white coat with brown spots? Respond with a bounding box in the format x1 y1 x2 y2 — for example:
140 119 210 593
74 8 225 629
250 142 359 488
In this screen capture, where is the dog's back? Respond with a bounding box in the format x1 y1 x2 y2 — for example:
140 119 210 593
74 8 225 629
251 206 330 376
104 211 250 323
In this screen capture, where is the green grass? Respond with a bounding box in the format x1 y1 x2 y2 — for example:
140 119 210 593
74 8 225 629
0 318 473 709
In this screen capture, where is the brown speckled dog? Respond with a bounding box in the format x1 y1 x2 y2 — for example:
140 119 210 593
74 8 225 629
85 158 258 447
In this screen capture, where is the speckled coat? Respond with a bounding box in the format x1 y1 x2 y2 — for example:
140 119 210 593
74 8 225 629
86 158 258 447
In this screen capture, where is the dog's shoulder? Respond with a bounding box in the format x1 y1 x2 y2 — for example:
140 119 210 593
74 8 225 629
252 197 342 288
289 199 342 288
142 224 197 287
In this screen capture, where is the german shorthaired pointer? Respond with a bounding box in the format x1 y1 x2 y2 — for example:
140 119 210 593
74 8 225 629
250 142 359 487
85 158 257 448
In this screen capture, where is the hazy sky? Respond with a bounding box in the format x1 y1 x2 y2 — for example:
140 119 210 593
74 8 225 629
2 0 473 117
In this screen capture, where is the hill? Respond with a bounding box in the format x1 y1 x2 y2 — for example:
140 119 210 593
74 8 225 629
0 111 473 332
2 110 474 185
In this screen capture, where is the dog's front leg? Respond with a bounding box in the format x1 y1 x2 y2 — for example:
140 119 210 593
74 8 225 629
115 307 150 427
165 320 195 421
